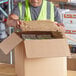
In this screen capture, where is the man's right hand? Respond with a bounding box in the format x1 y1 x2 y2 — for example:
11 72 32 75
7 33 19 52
6 14 20 28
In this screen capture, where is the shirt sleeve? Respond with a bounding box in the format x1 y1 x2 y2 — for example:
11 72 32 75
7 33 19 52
54 6 62 23
12 2 25 20
12 3 20 17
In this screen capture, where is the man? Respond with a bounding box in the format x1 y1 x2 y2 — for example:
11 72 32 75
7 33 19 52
6 0 63 29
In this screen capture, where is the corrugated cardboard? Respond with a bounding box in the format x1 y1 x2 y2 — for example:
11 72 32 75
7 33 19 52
67 58 76 71
0 21 70 76
67 54 76 71
0 33 22 54
24 39 70 58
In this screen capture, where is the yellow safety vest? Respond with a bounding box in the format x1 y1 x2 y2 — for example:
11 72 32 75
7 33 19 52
18 0 54 21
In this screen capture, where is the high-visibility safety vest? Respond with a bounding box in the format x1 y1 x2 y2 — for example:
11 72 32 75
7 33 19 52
18 0 54 21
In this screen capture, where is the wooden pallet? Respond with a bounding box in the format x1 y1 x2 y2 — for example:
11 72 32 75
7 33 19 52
0 63 16 76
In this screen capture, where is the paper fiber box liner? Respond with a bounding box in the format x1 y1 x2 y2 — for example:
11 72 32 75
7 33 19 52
20 20 60 32
20 20 65 38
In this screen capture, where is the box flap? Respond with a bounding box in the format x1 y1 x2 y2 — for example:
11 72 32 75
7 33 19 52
24 39 71 58
20 20 60 32
0 33 23 54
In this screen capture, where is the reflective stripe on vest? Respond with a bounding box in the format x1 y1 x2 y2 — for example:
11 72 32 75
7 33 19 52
18 2 22 19
18 1 54 21
51 2 54 21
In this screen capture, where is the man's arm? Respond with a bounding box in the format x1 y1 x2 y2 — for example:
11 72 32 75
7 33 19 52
54 6 65 37
6 3 20 28
6 2 25 28
6 14 20 28
54 6 62 23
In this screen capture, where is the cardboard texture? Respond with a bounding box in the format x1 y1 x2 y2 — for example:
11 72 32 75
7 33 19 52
67 57 76 71
20 20 65 38
24 39 70 58
0 21 70 76
20 20 60 32
0 33 23 54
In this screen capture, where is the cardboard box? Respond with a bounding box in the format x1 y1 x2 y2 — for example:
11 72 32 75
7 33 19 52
67 54 76 71
0 21 70 76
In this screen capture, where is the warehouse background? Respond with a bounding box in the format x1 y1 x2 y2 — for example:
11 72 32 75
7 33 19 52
0 0 76 64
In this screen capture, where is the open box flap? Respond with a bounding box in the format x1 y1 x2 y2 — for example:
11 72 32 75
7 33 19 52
0 33 23 54
24 39 71 58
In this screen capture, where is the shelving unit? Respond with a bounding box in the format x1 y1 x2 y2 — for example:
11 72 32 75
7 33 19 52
8 0 14 64
0 0 8 17
0 0 14 64
0 0 8 4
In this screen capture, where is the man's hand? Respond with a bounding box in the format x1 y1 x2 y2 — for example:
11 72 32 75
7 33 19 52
54 22 66 38
6 14 20 29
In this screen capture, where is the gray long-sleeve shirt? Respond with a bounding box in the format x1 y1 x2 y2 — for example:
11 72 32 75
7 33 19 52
12 1 62 23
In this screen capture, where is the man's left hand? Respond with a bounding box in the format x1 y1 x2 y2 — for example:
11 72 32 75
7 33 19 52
54 22 66 38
